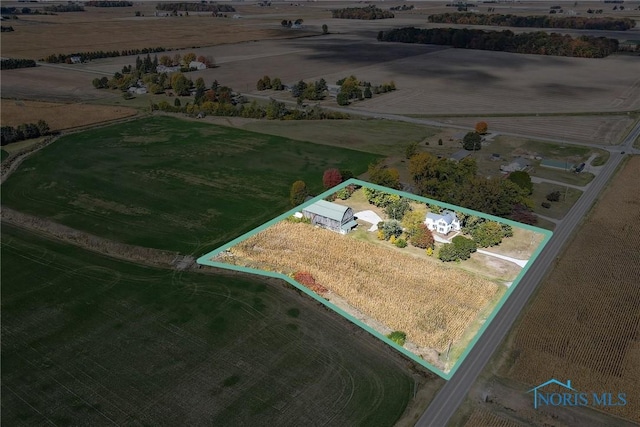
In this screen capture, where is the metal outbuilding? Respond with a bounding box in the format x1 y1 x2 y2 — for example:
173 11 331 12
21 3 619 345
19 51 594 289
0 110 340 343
302 200 357 234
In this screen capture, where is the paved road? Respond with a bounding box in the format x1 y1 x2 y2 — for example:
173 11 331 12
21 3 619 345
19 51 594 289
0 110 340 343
415 121 639 427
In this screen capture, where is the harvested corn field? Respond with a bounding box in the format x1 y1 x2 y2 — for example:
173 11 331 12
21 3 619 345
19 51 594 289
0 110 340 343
503 156 640 423
228 221 500 353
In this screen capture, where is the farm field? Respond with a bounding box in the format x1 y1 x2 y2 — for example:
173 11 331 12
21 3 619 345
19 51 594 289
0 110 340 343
478 156 640 424
236 118 438 155
223 220 502 369
0 224 423 426
209 184 551 376
433 115 637 146
0 100 138 131
0 116 379 254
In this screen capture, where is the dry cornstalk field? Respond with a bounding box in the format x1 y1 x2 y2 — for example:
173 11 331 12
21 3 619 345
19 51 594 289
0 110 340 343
1 100 137 131
503 156 640 423
464 408 524 427
228 221 500 352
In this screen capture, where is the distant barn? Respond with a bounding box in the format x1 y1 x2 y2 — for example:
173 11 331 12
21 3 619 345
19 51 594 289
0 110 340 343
302 200 357 234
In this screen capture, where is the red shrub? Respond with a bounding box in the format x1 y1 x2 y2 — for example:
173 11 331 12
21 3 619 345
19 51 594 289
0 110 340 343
293 271 328 296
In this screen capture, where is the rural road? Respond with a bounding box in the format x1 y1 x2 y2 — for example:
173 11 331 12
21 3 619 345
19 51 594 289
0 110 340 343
414 122 638 426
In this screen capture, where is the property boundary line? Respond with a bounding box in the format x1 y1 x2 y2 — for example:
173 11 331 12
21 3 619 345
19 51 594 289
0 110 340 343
196 179 553 380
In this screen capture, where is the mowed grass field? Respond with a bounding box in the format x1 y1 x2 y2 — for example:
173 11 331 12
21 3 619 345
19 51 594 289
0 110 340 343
499 156 640 423
1 224 417 426
1 116 379 254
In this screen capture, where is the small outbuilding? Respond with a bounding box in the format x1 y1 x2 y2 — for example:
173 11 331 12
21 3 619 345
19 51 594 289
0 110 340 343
500 157 531 173
540 159 575 171
302 200 357 234
450 149 471 162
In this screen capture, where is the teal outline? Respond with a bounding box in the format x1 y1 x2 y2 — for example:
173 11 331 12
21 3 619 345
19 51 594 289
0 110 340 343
197 178 553 380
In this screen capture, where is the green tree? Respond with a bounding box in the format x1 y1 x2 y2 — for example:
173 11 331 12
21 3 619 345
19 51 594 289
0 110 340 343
402 209 426 238
272 77 282 90
385 197 410 220
379 220 403 240
290 180 309 206
471 221 504 247
257 78 266 91
463 132 482 151
363 86 372 98
405 141 418 159
363 188 399 208
182 52 197 67
174 98 181 107
171 73 191 96
368 160 401 189
337 92 349 106
508 171 533 195
322 24 328 34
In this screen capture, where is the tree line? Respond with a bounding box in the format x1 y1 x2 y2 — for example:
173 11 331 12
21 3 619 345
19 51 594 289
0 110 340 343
86 1 133 6
428 12 636 31
378 27 619 58
43 4 85 12
41 47 167 63
1 121 50 146
155 2 235 12
332 6 394 20
1 58 36 70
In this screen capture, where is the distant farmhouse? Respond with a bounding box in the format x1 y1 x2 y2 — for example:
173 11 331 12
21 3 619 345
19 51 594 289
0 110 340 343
157 64 181 73
189 61 207 70
500 157 531 173
425 210 461 235
302 200 357 234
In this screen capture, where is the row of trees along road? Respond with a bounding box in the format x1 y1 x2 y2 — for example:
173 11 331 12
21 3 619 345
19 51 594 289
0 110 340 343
428 12 636 31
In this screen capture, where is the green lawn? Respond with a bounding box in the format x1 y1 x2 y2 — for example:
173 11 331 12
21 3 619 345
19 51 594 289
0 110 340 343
530 167 594 186
240 119 438 156
1 116 380 254
532 182 583 219
1 224 415 426
1 149 8 162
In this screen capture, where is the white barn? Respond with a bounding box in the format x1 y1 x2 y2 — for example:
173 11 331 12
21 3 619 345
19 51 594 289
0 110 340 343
425 210 461 235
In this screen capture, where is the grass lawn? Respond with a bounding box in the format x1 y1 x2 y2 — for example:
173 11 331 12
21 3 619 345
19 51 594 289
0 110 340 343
1 116 380 254
532 182 583 219
530 167 594 186
1 149 8 162
1 224 416 426
591 151 610 166
239 119 439 156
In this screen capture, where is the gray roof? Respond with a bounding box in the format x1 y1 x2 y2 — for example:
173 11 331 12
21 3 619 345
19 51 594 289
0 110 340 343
426 210 457 225
450 149 471 161
302 200 351 222
341 219 358 231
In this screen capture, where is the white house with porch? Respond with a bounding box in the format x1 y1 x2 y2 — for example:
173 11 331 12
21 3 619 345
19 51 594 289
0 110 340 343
425 210 461 235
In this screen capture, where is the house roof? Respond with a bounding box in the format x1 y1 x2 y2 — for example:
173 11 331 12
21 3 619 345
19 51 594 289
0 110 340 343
303 200 351 222
540 159 574 169
341 219 358 231
450 149 471 162
427 210 457 225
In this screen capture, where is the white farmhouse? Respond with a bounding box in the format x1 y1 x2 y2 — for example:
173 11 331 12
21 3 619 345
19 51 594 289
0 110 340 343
188 61 207 70
425 210 461 235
